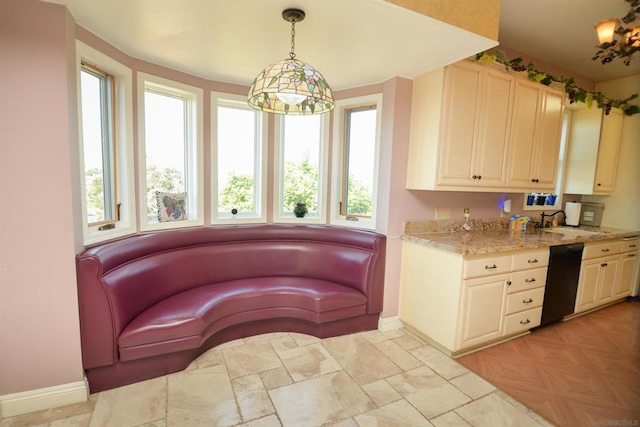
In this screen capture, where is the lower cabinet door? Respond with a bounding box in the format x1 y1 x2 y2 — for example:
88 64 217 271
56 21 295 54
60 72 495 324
458 275 508 350
597 257 619 304
575 260 600 313
504 306 543 335
616 251 640 298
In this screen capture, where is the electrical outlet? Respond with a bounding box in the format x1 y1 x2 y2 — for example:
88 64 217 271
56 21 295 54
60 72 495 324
464 207 470 219
435 208 451 220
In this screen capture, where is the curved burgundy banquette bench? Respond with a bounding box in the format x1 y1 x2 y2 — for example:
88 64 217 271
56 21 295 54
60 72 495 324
76 224 386 392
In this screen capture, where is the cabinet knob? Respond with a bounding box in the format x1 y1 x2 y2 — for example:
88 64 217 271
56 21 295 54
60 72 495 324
520 319 531 325
523 298 534 304
472 175 477 179
507 280 512 286
485 264 498 270
477 175 481 180
601 262 608 267
597 183 602 186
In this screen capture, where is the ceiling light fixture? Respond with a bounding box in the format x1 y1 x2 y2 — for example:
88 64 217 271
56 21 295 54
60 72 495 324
592 0 639 65
247 8 334 115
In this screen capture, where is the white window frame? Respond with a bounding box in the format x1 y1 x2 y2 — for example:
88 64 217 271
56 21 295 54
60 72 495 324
330 94 382 230
211 92 267 224
76 41 136 245
273 114 330 224
137 73 204 231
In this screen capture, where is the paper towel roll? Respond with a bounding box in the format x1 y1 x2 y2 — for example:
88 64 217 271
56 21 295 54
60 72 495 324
565 202 582 226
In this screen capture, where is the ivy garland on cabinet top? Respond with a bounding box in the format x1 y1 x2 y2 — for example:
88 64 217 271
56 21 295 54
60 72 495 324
475 50 639 116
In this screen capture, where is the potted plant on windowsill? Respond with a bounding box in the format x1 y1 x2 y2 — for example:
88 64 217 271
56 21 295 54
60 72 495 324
293 201 308 218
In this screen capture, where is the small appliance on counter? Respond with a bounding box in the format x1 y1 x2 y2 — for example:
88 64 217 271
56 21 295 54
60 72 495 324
564 202 581 226
580 202 605 226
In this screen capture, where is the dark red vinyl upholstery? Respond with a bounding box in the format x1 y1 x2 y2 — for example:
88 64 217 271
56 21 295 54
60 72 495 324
76 224 386 392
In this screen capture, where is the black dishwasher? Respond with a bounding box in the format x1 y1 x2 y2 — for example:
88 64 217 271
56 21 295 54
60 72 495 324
538 243 584 327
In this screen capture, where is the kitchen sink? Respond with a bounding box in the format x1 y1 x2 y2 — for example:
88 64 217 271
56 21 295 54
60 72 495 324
543 227 604 236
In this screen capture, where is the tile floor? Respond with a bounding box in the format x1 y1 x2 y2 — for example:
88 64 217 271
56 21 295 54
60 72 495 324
0 329 553 427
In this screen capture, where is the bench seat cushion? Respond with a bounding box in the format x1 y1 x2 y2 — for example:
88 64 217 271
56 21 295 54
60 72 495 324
118 277 366 361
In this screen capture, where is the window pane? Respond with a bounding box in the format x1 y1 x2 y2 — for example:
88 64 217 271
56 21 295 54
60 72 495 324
144 90 186 221
343 107 376 217
80 68 115 224
217 105 258 216
282 115 321 215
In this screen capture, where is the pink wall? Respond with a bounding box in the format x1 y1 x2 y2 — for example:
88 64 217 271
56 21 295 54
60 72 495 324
0 0 84 394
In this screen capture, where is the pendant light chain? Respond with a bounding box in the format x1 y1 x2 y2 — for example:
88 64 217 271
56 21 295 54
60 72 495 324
289 21 297 60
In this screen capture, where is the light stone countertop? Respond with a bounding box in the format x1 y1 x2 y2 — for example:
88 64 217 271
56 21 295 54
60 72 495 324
403 225 640 256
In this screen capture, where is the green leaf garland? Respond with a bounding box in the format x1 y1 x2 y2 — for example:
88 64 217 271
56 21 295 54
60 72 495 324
475 50 639 116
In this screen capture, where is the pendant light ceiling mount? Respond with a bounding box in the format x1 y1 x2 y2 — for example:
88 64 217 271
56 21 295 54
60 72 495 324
247 8 334 115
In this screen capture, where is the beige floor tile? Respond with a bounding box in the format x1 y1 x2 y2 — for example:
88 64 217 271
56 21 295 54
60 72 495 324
191 347 225 369
386 367 471 419
430 411 471 427
354 399 432 426
167 364 240 427
322 334 402 385
240 414 282 427
449 372 495 400
244 332 289 344
232 374 275 422
89 377 166 427
492 391 554 427
49 413 92 427
223 340 283 378
361 380 402 407
455 393 542 427
269 335 299 353
323 419 359 427
360 329 406 344
410 346 469 380
277 343 342 382
259 367 293 390
289 333 321 347
269 371 375 427
374 340 423 371
393 334 427 351
0 397 96 427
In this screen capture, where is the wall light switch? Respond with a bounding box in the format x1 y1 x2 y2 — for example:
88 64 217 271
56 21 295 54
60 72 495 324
435 208 451 220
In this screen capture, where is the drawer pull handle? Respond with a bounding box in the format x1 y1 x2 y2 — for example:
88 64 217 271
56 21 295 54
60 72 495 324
523 298 534 304
630 244 637 248
525 278 536 283
601 262 608 267
629 254 637 258
602 248 610 252
520 319 531 325
485 264 498 270
527 259 538 264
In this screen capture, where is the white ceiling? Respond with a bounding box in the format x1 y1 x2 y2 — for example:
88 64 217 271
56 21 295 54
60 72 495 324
499 0 640 83
45 0 638 90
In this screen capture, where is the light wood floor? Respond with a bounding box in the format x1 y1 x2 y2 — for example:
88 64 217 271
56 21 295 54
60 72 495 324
458 298 640 427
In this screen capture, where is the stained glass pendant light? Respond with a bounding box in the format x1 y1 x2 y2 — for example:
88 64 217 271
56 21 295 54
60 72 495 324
248 8 334 115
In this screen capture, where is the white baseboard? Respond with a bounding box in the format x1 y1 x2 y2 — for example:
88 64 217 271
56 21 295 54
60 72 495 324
0 379 88 418
378 315 404 332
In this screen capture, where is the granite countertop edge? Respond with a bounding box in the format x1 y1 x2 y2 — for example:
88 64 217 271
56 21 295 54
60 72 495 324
403 227 640 256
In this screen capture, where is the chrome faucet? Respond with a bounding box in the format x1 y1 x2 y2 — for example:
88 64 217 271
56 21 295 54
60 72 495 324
537 210 566 228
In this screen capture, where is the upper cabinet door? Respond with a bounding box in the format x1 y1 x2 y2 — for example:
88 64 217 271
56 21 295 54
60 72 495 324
593 108 623 193
437 62 482 186
506 80 564 190
473 69 514 187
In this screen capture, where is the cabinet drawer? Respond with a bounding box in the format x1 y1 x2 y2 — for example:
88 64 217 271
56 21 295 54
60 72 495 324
504 307 542 336
505 287 545 315
583 240 622 259
622 238 639 253
511 249 549 271
508 267 548 293
464 255 511 278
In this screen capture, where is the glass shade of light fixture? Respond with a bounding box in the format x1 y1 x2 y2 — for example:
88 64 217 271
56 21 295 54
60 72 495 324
595 18 619 44
247 9 334 115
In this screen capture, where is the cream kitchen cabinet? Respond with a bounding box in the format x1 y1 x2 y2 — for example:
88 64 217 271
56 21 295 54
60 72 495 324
575 240 623 314
406 60 514 190
399 240 549 356
505 79 565 190
564 106 623 195
615 237 640 299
